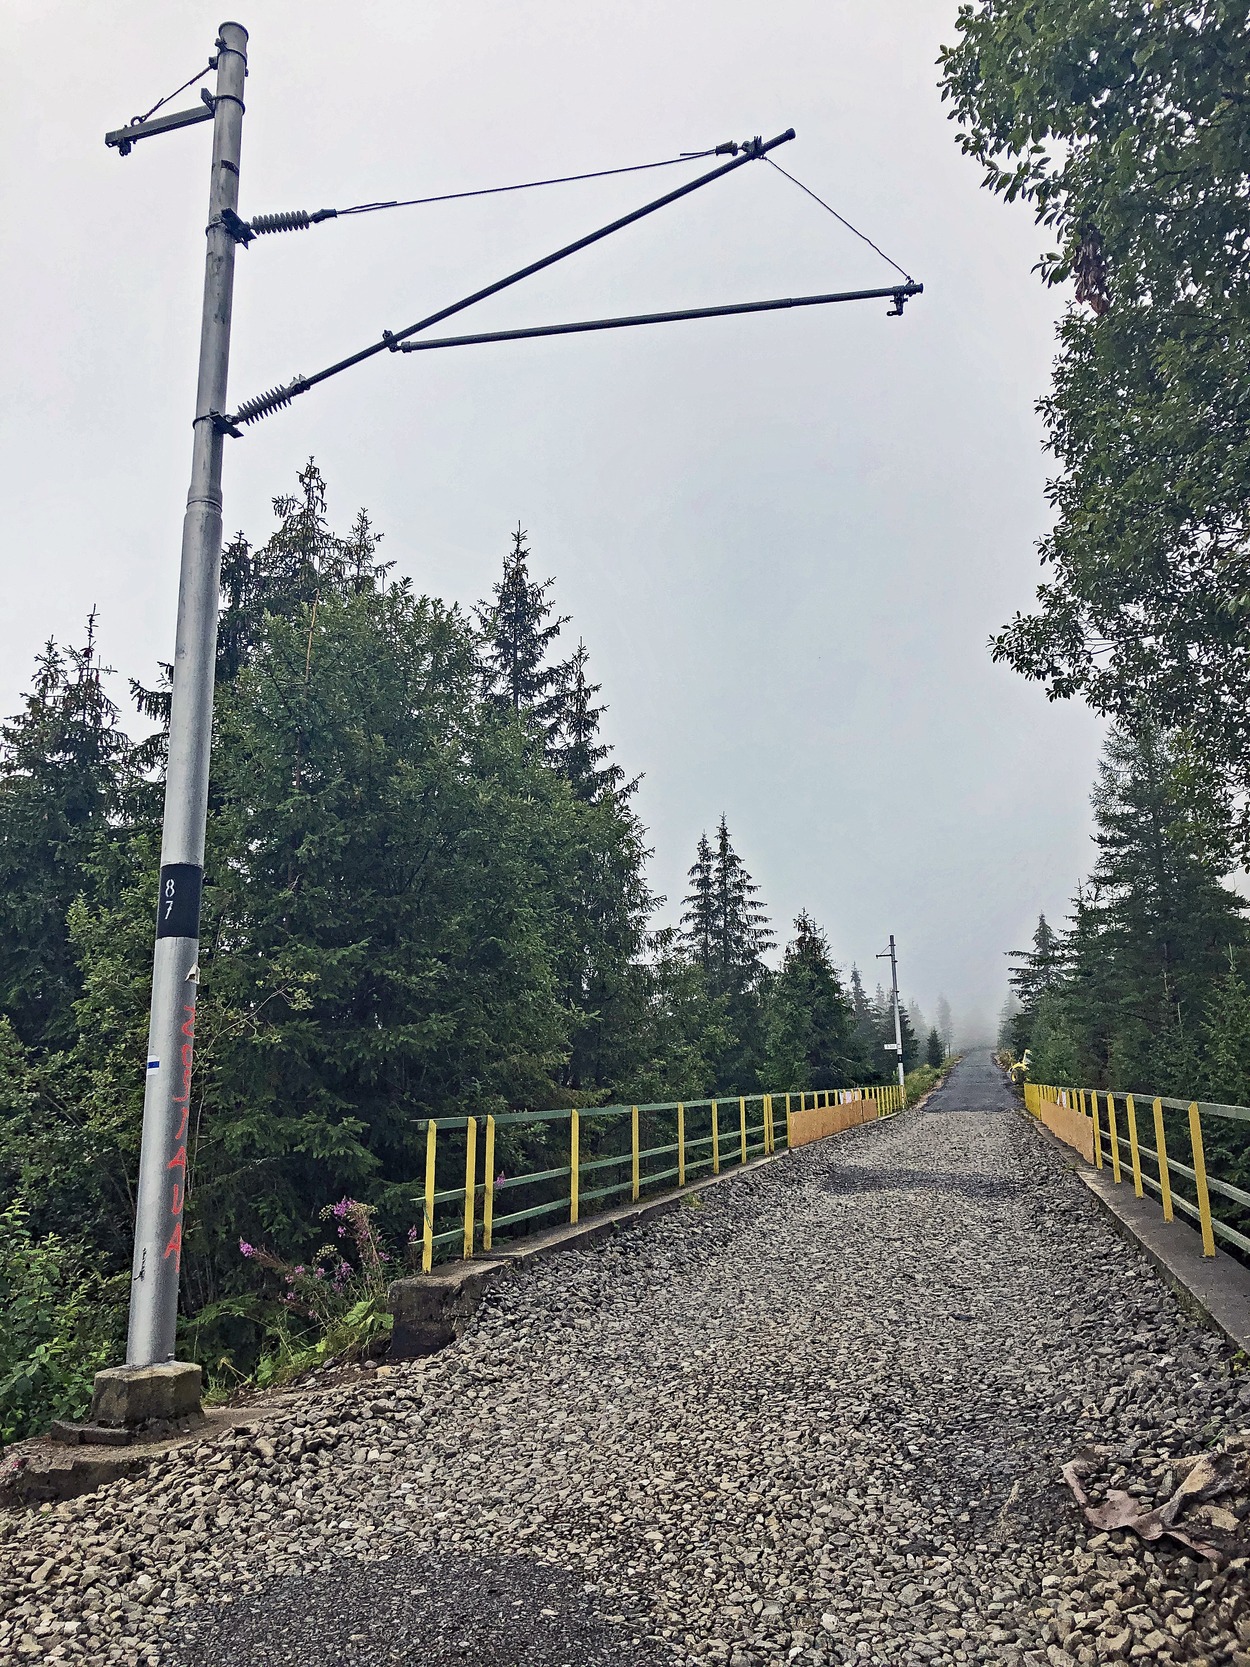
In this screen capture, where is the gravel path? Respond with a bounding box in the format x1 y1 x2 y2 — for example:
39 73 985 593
4 1050 1250 1666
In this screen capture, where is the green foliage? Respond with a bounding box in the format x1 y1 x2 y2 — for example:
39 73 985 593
475 523 569 739
904 1057 954 1106
763 911 860 1091
0 621 126 1052
1006 914 1066 1055
925 1028 944 1069
680 816 776 1087
0 462 884 1419
867 982 917 1076
1017 723 1249 1096
1203 956 1250 1108
618 929 731 1103
941 2 1250 852
239 1197 393 1385
0 1197 124 1442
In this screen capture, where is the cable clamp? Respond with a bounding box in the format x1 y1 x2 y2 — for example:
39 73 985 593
713 140 739 156
218 207 254 247
207 411 243 438
887 290 910 317
740 136 764 159
382 329 400 352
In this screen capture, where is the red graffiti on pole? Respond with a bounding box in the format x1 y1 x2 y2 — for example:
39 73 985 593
163 1002 196 1264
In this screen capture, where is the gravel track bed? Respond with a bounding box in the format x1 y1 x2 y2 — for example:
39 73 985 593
4 1051 1250 1666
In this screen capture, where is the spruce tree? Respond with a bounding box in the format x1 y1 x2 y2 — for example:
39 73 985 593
897 1001 919 1072
680 819 774 1089
551 639 626 803
936 994 953 1054
216 459 387 683
1204 954 1250 1109
763 911 856 1090
845 966 884 1083
926 1027 944 1068
681 834 716 972
623 927 730 1102
1006 913 1066 1054
475 524 569 746
907 1000 926 1047
1094 727 1241 998
873 983 917 1073
1018 723 1248 1093
712 816 774 986
0 618 126 1050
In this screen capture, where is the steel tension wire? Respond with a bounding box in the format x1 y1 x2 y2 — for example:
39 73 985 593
223 128 796 431
242 145 740 236
764 156 914 285
129 59 216 129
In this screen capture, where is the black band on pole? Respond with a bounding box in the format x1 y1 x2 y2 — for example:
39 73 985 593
156 864 203 940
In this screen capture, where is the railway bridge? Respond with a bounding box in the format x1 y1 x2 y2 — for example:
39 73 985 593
3 1051 1248 1667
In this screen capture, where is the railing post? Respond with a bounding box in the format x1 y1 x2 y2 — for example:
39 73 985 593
463 1116 478 1258
631 1105 640 1201
1106 1093 1122 1184
483 1115 496 1251
711 1098 720 1174
740 1096 748 1165
1189 1101 1216 1257
1153 1096 1173 1222
1091 1090 1104 1170
677 1102 685 1186
764 1093 774 1154
570 1109 580 1223
422 1119 437 1274
1125 1094 1143 1198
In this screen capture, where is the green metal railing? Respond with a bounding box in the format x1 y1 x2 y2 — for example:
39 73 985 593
1025 1081 1250 1262
412 1085 904 1271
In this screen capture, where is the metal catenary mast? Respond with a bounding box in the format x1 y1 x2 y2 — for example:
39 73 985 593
102 19 923 1385
877 934 906 1093
104 23 248 1371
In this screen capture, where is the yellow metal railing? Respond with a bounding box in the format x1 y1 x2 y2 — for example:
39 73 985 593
412 1082 907 1272
1021 1081 1250 1261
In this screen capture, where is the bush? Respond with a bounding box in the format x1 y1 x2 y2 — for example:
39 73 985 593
0 1198 124 1442
904 1055 958 1107
237 1196 395 1386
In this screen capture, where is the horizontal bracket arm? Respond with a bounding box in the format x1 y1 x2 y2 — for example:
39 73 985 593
105 103 213 156
395 284 925 354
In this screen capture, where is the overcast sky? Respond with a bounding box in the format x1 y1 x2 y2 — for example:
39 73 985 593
2 0 1105 1044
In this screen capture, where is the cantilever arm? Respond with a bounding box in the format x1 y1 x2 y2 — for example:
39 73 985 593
225 127 798 430
394 284 924 353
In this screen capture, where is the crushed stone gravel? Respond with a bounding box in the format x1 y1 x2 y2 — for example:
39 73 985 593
4 1049 1250 1667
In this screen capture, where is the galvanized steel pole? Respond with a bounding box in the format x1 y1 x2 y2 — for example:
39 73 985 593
888 935 905 1092
877 933 905 1094
125 22 248 1367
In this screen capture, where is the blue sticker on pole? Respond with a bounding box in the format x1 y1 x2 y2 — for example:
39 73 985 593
156 863 203 939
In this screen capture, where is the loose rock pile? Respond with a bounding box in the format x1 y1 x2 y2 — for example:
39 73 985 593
3 1052 1249 1666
